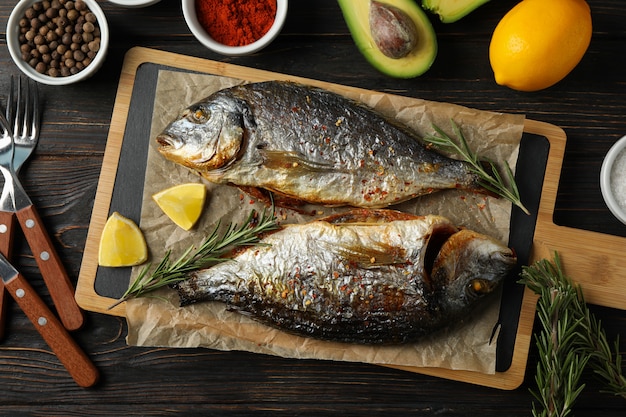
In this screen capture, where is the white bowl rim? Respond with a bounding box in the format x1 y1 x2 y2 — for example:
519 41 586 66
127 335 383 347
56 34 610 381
181 0 288 56
6 0 110 86
600 134 626 225
107 0 161 7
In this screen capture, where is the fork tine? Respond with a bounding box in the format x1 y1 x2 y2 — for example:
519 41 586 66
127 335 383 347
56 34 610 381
31 80 40 141
13 76 23 139
6 76 14 131
7 77 40 141
0 112 10 137
17 76 25 138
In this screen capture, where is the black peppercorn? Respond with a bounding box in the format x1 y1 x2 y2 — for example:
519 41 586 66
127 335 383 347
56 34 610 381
45 7 58 19
35 61 47 73
67 9 78 21
61 32 72 45
25 29 36 41
30 18 41 30
25 8 36 19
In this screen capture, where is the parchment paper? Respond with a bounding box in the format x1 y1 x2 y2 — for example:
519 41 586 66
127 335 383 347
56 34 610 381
125 70 525 374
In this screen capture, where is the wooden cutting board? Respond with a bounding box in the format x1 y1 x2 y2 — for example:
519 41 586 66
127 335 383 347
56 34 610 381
75 47 623 390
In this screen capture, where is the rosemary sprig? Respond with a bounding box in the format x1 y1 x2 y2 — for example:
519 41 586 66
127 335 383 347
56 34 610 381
519 253 626 416
108 207 280 310
576 303 626 398
520 255 588 417
423 121 530 215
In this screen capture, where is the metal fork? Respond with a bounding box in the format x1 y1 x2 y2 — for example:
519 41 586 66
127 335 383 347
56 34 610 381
0 77 84 332
7 76 40 175
0 111 16 215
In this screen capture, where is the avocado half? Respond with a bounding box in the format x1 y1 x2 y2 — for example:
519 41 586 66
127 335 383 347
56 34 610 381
422 0 491 23
338 0 437 78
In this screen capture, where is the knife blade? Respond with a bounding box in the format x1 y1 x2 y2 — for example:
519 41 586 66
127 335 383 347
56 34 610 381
0 253 99 387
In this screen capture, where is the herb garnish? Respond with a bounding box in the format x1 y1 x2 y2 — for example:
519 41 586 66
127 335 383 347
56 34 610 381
423 121 530 215
520 253 626 416
108 207 280 309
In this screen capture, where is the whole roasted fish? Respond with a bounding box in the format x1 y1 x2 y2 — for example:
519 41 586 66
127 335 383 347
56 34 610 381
174 209 516 344
156 81 486 208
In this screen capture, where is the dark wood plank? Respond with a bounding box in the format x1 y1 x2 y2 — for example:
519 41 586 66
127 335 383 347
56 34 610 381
0 0 625 415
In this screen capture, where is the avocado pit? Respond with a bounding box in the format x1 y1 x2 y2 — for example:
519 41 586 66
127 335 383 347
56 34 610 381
370 0 418 59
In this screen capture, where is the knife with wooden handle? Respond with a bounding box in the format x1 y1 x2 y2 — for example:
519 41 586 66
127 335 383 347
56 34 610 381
0 252 99 387
0 210 16 340
14 203 84 331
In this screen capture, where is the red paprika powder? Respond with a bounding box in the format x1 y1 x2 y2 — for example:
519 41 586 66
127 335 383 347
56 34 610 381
195 0 277 47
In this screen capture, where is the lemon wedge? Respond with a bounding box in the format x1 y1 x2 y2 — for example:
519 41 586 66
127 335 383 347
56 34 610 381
152 183 207 230
98 212 148 267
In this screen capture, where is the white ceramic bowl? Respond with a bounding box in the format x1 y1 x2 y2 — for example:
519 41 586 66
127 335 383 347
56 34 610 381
182 0 288 56
600 135 626 225
6 0 109 86
107 0 161 7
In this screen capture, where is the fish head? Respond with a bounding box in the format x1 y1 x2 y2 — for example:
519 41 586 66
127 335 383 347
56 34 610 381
429 229 516 315
155 95 246 172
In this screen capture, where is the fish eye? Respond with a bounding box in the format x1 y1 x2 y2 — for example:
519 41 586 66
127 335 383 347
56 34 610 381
467 279 489 296
187 107 210 124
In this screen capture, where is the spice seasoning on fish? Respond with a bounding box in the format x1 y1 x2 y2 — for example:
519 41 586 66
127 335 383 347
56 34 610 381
195 0 277 46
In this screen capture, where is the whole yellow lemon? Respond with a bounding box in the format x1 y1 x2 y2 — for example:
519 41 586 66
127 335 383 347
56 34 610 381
489 0 592 92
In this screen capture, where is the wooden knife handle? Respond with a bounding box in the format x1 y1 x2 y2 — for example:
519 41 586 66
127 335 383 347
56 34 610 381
0 210 16 340
0 210 16 259
16 204 84 331
3 272 99 388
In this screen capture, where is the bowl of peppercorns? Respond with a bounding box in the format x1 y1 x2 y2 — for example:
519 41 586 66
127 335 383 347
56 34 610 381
181 0 288 56
6 0 109 85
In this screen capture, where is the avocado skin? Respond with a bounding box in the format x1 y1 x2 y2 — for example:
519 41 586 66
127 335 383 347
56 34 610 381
422 0 491 23
338 0 437 79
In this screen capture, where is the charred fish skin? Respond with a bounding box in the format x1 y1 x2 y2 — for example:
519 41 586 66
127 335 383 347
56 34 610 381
174 210 516 344
156 81 485 208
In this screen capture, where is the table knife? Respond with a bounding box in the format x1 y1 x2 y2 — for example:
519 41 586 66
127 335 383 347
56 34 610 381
0 253 99 387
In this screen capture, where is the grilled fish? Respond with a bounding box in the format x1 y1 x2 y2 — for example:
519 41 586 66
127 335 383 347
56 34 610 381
156 81 486 208
174 209 516 344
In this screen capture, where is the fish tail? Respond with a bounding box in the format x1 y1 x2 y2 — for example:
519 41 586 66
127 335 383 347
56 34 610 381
445 160 495 197
173 269 241 307
172 279 199 306
172 271 217 306
470 160 503 198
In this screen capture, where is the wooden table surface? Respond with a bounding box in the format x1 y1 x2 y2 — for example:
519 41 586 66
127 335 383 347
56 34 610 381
1 0 625 415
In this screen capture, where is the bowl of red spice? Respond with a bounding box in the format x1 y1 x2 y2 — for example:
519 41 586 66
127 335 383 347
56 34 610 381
182 0 287 56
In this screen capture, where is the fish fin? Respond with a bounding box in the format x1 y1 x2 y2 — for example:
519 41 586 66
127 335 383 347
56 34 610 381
259 150 335 174
236 185 316 214
319 209 420 225
325 241 408 268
